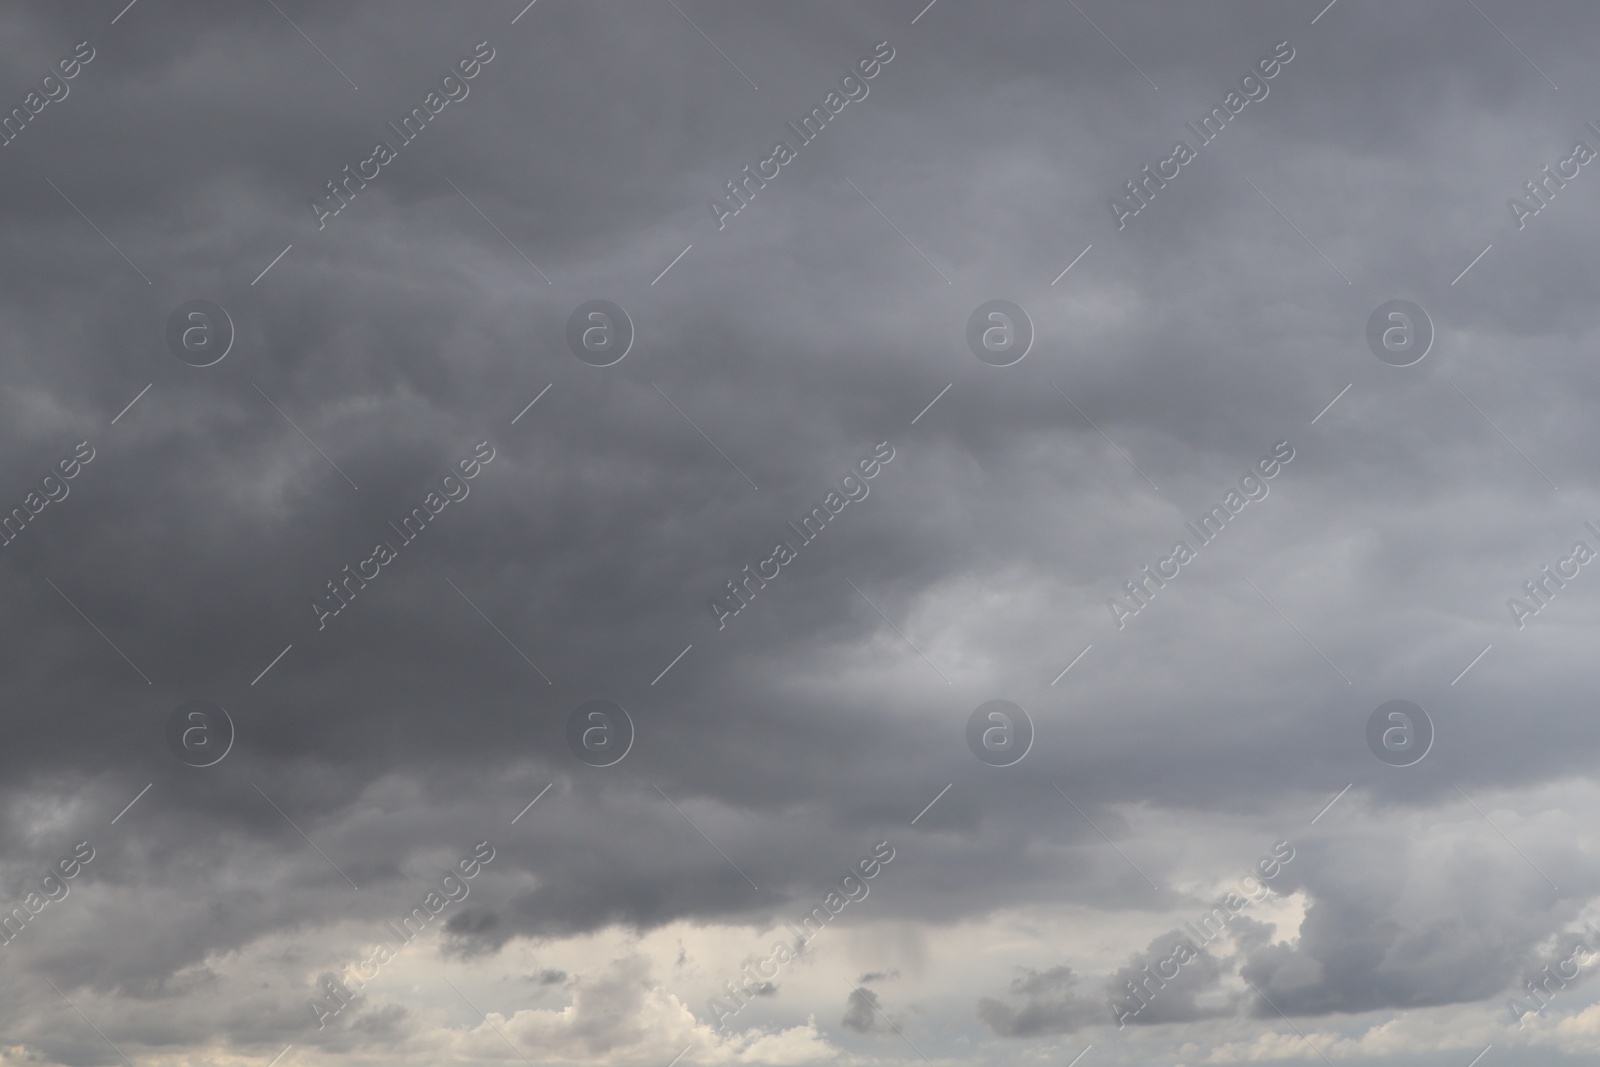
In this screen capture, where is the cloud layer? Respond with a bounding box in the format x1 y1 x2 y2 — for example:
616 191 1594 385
5 1 1600 1065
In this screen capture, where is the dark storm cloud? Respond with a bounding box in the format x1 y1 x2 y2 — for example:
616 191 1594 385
4 0 1600 1063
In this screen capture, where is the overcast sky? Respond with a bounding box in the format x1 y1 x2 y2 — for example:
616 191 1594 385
6 1 1600 1066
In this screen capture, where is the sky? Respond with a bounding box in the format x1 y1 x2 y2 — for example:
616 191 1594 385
3 1 1600 1065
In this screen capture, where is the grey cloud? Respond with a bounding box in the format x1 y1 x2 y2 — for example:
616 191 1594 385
1102 932 1232 1028
5 1 1600 1064
977 966 1102 1037
841 985 885 1034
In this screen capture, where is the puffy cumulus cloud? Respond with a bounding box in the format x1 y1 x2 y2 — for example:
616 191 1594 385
441 955 839 1067
1523 1001 1600 1054
1241 796 1600 1018
724 1021 839 1066
968 789 1600 1044
1190 1003 1537 1064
